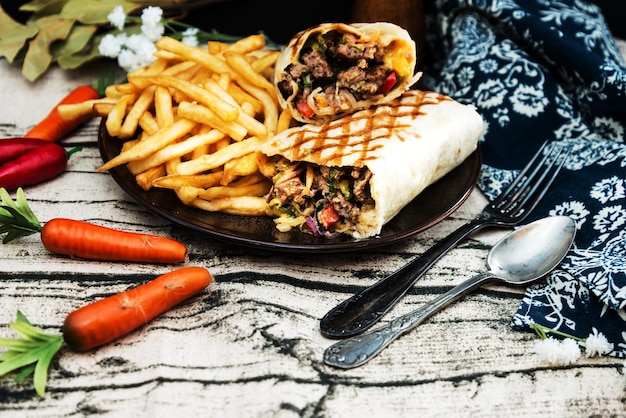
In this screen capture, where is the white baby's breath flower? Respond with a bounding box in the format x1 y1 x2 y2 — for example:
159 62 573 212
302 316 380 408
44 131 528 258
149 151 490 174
116 33 157 71
107 5 126 30
535 336 581 365
140 6 165 42
181 28 199 47
583 328 614 357
559 338 582 364
117 49 141 72
98 33 124 58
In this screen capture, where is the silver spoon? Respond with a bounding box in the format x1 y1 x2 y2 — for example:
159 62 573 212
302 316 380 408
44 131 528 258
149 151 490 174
323 215 576 369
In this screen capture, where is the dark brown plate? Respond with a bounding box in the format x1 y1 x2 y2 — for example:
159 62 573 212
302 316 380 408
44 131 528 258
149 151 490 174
98 119 481 253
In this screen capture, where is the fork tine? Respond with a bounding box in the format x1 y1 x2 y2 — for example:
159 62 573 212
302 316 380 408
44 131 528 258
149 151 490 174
491 141 548 207
491 141 569 217
512 144 569 216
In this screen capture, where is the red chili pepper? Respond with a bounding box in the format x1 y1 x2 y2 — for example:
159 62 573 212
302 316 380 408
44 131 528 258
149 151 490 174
0 143 81 190
377 71 397 94
0 137 49 166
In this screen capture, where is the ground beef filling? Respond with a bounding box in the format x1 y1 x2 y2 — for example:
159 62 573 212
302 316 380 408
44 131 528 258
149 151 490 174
277 31 392 116
266 157 374 236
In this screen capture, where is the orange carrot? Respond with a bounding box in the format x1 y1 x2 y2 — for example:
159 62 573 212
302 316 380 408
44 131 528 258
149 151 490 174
24 85 100 142
1 188 187 263
1 267 213 396
40 218 188 263
63 266 213 352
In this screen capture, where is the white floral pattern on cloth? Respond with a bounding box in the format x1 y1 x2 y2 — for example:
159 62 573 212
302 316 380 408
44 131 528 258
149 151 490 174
422 0 626 356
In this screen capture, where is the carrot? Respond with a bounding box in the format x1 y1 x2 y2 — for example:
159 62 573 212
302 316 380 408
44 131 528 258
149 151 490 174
0 267 213 396
41 218 187 263
1 187 187 263
63 266 213 352
24 85 100 142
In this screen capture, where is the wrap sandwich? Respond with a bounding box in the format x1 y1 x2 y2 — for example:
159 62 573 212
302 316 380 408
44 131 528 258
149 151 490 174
259 90 484 239
274 22 422 125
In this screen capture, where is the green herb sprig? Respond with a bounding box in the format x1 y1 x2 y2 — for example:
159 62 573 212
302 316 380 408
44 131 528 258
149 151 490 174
0 311 63 397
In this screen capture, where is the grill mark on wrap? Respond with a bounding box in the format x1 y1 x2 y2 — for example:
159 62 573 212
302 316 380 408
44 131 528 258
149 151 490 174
273 90 449 167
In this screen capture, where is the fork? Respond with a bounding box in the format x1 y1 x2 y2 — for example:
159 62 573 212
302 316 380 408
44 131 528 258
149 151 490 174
319 141 570 339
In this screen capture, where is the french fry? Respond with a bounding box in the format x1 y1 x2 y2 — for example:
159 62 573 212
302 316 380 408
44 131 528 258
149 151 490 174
120 86 156 138
154 86 174 128
175 136 266 175
177 101 247 140
276 108 293 133
250 50 280 73
106 83 136 97
189 196 269 216
226 82 263 114
161 60 197 76
105 93 137 138
223 34 265 55
197 181 271 201
234 76 279 135
223 51 276 102
93 102 115 117
156 36 231 75
128 74 239 122
99 119 197 171
207 41 227 54
121 138 140 153
129 57 169 77
135 164 166 191
165 156 181 175
175 186 201 205
126 129 226 175
221 152 260 185
58 99 114 121
138 111 160 136
152 171 224 189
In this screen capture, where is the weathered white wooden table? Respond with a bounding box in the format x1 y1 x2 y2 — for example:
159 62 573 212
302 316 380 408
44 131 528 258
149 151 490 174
1 59 624 417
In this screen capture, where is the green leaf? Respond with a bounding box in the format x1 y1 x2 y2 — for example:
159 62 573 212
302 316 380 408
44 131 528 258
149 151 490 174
60 0 141 25
20 0 66 22
15 364 36 383
21 14 75 82
0 6 39 63
51 22 97 58
16 311 32 325
34 337 63 397
0 188 42 243
0 338 40 352
0 312 64 397
56 30 105 70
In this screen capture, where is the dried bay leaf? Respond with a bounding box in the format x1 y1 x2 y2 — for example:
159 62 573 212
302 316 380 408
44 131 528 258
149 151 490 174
51 22 96 57
56 31 104 70
60 0 141 25
20 0 66 21
0 7 39 62
22 15 74 81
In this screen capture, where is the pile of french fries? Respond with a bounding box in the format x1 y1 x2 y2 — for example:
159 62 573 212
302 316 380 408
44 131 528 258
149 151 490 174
63 35 295 216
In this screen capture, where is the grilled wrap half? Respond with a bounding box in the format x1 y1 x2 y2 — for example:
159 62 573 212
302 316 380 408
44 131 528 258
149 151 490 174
274 22 422 125
260 90 484 239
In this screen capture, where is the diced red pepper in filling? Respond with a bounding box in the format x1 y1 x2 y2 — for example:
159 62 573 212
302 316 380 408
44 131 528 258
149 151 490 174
318 205 340 229
377 72 397 94
296 100 315 118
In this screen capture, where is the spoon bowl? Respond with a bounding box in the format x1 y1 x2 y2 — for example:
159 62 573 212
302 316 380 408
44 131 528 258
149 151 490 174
323 215 576 369
487 215 576 283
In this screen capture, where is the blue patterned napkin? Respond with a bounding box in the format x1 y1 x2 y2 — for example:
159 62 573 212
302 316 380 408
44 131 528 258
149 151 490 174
421 0 626 357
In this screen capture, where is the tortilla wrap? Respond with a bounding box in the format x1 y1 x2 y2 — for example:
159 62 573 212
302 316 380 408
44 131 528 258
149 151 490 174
274 22 421 125
261 90 484 239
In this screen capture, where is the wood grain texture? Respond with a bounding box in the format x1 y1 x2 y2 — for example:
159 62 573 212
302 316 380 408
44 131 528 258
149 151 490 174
1 60 624 418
